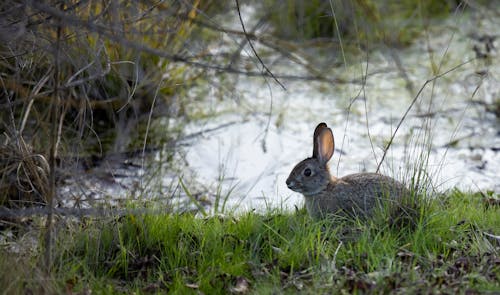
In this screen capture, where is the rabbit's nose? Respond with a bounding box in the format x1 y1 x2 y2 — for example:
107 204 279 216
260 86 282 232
286 178 294 188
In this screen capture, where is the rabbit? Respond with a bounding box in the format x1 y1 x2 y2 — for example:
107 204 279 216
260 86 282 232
286 122 408 219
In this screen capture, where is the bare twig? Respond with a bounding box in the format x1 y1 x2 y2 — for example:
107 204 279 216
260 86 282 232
44 3 63 272
181 120 247 142
64 41 111 88
234 0 285 90
28 2 361 85
376 58 475 173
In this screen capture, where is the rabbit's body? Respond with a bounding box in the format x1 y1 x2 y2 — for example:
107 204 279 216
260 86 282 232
305 172 406 218
286 123 407 219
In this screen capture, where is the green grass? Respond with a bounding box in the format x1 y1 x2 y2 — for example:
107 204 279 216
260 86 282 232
260 0 465 45
1 190 499 294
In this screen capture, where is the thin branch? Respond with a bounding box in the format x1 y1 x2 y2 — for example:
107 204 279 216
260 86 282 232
376 58 475 173
234 0 285 90
64 42 111 88
28 2 361 85
44 4 63 272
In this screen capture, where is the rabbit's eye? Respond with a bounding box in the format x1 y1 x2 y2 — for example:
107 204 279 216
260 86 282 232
303 168 312 177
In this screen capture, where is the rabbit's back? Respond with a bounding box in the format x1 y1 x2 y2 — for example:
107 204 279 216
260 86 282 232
305 173 407 219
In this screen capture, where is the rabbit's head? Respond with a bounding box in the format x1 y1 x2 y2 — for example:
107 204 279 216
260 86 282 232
286 123 335 196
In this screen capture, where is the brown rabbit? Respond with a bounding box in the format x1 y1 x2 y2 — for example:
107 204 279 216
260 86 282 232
286 122 408 219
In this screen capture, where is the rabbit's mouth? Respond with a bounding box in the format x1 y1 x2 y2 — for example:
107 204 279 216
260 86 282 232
286 178 301 192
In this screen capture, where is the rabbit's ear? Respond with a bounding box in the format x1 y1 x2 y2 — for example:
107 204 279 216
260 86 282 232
313 122 328 158
316 127 334 164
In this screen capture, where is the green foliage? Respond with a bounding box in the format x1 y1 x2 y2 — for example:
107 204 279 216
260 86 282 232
261 0 464 46
20 190 496 293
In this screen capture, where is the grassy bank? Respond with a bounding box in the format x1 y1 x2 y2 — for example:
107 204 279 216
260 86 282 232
1 190 499 294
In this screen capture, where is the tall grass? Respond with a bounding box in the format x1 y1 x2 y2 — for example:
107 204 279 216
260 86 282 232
0 190 497 293
0 0 228 273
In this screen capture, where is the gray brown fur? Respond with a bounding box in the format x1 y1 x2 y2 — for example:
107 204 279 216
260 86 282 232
286 123 407 219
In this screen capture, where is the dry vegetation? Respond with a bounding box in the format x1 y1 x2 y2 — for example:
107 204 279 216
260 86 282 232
0 1 498 293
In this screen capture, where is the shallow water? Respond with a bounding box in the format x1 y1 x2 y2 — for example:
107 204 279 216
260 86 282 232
183 7 499 212
56 6 499 213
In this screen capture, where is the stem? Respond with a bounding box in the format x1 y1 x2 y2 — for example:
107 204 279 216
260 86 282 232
44 8 63 273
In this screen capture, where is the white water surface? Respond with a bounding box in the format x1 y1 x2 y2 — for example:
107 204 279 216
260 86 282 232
182 6 499 213
57 5 499 213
